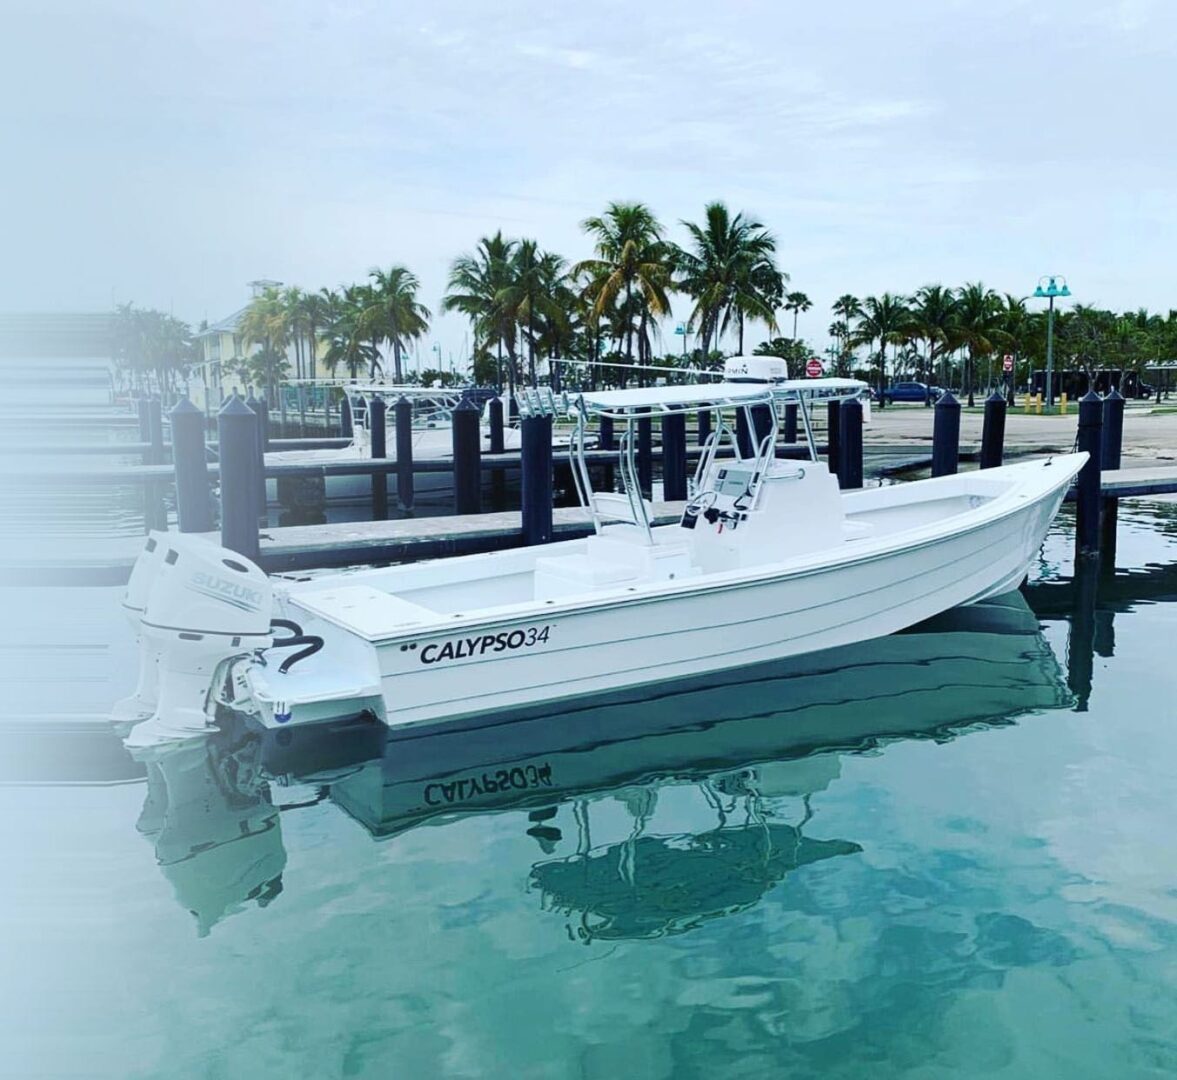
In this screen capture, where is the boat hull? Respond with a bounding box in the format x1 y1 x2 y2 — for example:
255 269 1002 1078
260 457 1079 731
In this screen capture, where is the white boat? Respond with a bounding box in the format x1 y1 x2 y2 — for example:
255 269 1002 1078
120 377 1085 745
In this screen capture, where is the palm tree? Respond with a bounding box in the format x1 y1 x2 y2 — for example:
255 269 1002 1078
368 266 431 383
299 290 331 381
443 231 518 390
321 287 378 380
955 283 1004 406
575 202 673 383
676 202 784 358
496 240 569 387
850 294 912 405
784 291 812 340
239 286 289 403
281 287 308 381
829 295 861 375
910 285 960 388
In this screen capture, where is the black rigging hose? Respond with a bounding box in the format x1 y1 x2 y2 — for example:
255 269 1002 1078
268 618 324 673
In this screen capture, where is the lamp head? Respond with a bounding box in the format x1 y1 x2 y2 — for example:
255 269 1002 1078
1033 286 1046 298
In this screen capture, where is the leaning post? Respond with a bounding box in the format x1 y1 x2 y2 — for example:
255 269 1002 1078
452 395 482 515
218 394 261 560
170 397 213 533
838 398 864 489
521 413 553 546
395 394 415 512
931 391 961 477
1075 390 1104 559
1100 388 1125 564
369 394 388 520
979 391 1007 469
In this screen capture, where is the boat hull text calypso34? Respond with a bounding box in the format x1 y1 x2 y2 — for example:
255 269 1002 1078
117 377 1086 745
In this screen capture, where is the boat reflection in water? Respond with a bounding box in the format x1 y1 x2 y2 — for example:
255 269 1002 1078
115 590 1069 935
123 716 385 936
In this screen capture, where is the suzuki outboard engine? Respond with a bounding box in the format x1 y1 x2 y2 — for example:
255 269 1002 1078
124 535 273 746
112 532 169 727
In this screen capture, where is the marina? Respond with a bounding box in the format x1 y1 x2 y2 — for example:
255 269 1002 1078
8 4 1177 1064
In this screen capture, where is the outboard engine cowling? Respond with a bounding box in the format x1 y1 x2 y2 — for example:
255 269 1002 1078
124 535 273 746
112 531 169 726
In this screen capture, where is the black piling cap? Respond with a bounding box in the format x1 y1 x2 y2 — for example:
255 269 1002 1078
1105 387 1124 402
218 392 255 417
170 395 201 417
453 395 479 413
1080 389 1103 405
935 390 960 408
985 390 1005 405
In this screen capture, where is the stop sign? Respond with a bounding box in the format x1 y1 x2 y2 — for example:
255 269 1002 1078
805 358 824 378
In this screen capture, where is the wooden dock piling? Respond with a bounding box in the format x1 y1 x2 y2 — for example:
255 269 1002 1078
1075 390 1104 558
395 395 414 512
826 400 841 477
369 394 388 520
218 394 261 560
838 399 864 489
931 392 961 477
1100 389 1125 564
171 397 212 533
980 392 1006 469
452 396 482 515
521 414 553 545
661 411 688 501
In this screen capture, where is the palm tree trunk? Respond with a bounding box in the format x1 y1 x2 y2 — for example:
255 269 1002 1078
392 338 403 383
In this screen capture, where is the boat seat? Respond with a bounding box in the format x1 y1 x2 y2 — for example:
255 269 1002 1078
591 492 654 527
842 519 874 542
534 553 641 600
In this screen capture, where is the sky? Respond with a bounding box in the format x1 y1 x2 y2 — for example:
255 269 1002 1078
2 0 1175 363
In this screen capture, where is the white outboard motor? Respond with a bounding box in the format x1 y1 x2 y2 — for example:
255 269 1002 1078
124 535 273 747
111 532 169 726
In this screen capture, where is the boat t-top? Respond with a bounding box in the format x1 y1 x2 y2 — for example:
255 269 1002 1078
118 373 1086 745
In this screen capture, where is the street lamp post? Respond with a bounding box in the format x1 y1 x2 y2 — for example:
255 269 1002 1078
1033 275 1071 407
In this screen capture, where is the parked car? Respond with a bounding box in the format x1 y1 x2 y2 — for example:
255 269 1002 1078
882 381 935 403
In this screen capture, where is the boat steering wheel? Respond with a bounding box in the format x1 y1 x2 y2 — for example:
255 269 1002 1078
684 490 718 517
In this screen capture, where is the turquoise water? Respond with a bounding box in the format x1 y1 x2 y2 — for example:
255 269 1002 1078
3 505 1177 1078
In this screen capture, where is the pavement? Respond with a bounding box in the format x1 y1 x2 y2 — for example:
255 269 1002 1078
862 401 1177 469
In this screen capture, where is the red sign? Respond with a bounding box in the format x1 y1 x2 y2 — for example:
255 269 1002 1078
1002 354 1014 372
805 358 824 378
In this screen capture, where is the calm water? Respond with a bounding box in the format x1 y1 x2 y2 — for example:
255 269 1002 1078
3 504 1177 1078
